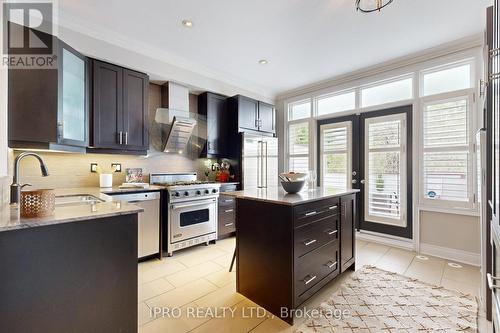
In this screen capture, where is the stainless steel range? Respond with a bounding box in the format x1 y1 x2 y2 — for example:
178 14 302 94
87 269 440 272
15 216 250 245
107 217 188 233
150 173 220 257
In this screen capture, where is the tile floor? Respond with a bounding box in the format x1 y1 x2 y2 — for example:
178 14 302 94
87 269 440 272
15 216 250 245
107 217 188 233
138 237 489 333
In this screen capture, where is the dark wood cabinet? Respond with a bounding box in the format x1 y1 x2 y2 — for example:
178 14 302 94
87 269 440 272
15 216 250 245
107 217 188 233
340 194 356 273
198 92 230 156
91 59 149 154
8 38 90 152
236 194 355 324
258 101 275 134
230 95 275 135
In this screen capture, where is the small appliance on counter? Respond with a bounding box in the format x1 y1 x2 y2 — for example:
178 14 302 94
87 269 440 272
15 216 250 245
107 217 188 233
150 172 220 257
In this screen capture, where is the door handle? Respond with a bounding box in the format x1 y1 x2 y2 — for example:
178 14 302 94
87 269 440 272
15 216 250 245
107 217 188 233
124 132 128 145
487 273 500 290
351 179 357 184
303 275 317 285
360 180 366 184
118 131 123 145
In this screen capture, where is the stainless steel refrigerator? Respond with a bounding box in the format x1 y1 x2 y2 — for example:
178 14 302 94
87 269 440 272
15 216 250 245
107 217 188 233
241 133 278 189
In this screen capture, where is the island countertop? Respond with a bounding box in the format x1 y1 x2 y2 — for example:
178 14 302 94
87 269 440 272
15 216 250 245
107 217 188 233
224 187 359 206
0 186 160 233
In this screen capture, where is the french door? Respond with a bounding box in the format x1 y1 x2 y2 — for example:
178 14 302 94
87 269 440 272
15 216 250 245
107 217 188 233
318 105 413 239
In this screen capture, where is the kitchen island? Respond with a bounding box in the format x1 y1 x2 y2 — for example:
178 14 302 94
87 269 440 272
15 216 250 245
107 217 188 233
0 189 145 333
225 187 359 324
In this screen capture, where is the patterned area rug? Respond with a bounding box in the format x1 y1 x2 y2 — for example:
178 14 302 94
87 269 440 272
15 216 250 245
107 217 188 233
295 266 478 333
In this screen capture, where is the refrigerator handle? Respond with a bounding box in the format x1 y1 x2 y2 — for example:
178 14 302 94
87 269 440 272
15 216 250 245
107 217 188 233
257 141 261 188
260 141 265 188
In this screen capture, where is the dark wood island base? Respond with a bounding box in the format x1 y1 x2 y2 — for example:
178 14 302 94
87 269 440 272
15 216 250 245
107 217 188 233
231 189 357 325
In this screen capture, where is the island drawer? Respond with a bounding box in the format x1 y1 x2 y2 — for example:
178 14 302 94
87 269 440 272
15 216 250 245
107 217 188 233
293 198 339 228
218 195 236 237
294 215 338 258
294 240 339 299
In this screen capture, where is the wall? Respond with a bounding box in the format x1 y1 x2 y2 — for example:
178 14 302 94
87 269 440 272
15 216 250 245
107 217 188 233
9 84 216 189
420 211 480 265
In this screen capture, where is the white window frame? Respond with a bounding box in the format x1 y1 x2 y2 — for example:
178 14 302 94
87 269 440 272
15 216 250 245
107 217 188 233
319 121 353 189
419 59 475 97
315 89 356 118
286 99 313 172
419 89 476 211
359 74 414 110
364 113 408 227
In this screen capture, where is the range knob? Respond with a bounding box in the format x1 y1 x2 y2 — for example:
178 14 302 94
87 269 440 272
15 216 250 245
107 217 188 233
184 191 189 197
196 190 201 195
204 189 210 194
174 192 180 197
212 188 218 193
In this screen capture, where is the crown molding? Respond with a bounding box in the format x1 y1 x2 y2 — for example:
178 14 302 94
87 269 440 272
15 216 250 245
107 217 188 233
276 33 484 101
56 10 277 101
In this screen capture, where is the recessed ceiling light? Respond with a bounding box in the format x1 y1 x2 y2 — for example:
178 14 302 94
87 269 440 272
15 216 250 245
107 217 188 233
182 20 193 28
448 262 463 269
416 255 429 261
258 59 268 65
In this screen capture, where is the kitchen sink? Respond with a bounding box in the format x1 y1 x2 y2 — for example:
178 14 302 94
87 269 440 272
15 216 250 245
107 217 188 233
55 194 104 206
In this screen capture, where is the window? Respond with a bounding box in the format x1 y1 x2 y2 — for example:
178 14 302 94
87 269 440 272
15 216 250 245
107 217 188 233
422 97 472 206
361 77 413 108
422 63 472 96
317 91 355 116
287 121 310 173
320 122 352 190
288 100 311 120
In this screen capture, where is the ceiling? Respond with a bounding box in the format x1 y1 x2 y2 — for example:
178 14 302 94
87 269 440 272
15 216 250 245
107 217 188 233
58 0 492 98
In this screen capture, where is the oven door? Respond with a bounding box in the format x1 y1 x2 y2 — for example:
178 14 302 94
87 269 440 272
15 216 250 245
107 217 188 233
169 198 217 243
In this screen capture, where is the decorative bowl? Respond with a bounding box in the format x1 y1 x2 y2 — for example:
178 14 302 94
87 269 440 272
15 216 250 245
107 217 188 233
280 172 307 181
281 180 305 194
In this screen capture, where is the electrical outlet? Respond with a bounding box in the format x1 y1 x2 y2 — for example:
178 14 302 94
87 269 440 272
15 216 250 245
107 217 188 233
90 163 98 173
111 163 122 172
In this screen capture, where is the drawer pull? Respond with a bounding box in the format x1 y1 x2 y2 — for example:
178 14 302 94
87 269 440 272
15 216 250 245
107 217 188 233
224 209 234 213
326 261 338 269
303 239 317 246
224 223 234 227
305 211 317 217
224 199 234 203
303 275 317 285
488 273 500 290
326 229 338 236
328 205 338 210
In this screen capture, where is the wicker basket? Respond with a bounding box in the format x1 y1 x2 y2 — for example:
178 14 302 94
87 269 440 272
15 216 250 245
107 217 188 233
20 189 56 218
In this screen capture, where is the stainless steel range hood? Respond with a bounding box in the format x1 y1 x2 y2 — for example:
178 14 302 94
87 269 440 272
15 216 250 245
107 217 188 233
155 82 197 153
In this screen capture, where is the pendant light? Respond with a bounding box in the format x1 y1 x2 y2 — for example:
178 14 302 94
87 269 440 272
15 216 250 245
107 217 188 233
356 0 393 13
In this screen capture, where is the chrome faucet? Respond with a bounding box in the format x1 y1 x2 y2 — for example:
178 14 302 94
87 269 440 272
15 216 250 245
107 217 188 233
10 152 50 204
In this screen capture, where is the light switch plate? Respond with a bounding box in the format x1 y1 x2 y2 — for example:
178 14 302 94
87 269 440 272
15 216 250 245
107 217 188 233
90 163 98 173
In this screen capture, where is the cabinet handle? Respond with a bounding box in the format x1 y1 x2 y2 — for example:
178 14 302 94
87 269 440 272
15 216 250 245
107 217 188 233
326 229 338 236
223 199 234 203
255 119 259 128
303 239 317 246
326 261 337 269
224 209 234 213
305 211 317 217
303 275 317 285
124 132 128 145
224 223 234 227
118 131 123 145
328 205 338 210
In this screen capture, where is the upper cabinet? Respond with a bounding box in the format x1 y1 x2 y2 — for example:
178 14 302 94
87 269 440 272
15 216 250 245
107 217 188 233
198 92 229 157
8 39 90 152
90 59 149 154
230 95 275 135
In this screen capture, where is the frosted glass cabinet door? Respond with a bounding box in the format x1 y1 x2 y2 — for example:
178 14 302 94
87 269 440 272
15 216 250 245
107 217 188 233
58 43 89 146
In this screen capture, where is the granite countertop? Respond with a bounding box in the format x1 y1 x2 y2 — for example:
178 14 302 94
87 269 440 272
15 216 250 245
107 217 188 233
0 186 164 233
224 187 359 206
